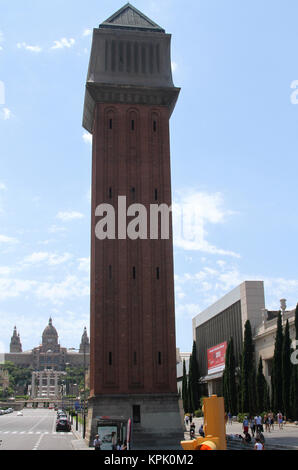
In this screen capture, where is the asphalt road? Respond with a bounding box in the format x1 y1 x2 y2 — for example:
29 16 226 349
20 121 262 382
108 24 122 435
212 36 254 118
0 408 76 450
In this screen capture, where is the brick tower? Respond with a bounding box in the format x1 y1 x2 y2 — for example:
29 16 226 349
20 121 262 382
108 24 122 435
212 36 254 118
83 4 183 449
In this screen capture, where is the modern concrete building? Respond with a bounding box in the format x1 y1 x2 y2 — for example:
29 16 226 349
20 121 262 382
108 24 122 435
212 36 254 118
192 281 265 396
84 3 183 449
176 349 191 397
192 281 297 397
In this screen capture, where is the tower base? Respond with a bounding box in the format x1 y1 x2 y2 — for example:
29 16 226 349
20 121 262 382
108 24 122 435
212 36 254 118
85 394 184 450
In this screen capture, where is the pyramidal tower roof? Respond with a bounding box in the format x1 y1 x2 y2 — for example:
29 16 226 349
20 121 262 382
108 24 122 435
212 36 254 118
99 3 165 33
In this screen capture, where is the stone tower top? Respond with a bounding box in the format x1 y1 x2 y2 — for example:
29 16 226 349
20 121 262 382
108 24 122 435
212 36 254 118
99 3 165 32
10 326 22 353
82 3 180 133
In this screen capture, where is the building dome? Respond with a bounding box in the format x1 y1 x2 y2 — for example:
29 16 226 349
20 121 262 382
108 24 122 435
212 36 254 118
42 318 58 338
41 318 59 352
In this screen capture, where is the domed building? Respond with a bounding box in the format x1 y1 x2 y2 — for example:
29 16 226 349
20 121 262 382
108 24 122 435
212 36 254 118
5 318 90 372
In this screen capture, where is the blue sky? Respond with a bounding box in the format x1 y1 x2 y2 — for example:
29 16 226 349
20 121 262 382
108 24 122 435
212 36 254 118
0 0 298 355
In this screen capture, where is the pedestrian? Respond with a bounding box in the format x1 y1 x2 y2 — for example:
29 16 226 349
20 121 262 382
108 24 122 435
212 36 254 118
256 431 265 447
254 414 262 433
249 417 255 437
228 412 232 425
190 422 195 439
254 437 264 450
199 424 205 437
243 416 249 434
185 415 189 427
121 440 128 450
111 431 117 450
269 411 274 431
189 413 193 424
116 439 122 450
241 432 252 445
277 411 283 430
93 434 102 451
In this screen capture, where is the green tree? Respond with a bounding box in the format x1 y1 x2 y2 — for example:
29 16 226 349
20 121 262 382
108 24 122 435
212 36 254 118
182 360 189 413
282 320 292 418
188 341 200 412
290 303 298 420
256 356 266 413
272 312 283 412
241 320 255 413
223 337 237 415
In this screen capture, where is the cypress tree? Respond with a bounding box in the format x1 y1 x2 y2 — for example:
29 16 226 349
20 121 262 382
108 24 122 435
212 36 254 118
282 319 292 419
272 312 283 412
241 320 254 413
256 356 266 413
189 341 200 412
228 338 238 415
222 341 230 413
182 360 189 413
292 303 298 419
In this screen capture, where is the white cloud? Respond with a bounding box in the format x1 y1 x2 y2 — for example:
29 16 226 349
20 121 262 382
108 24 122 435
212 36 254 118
1 108 12 120
56 211 84 222
82 29 92 37
17 42 42 53
82 132 92 144
48 225 67 234
171 61 178 72
77 257 90 273
173 189 240 257
0 183 6 191
51 38 75 50
0 278 37 300
23 251 72 266
0 234 18 244
35 275 89 305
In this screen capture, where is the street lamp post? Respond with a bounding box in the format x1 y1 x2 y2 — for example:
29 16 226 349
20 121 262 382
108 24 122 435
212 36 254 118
68 346 87 439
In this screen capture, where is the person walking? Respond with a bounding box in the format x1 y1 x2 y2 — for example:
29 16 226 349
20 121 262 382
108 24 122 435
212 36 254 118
277 412 283 430
264 414 269 433
243 416 249 434
228 412 232 425
249 417 255 437
93 434 102 451
185 415 189 427
111 431 117 450
255 414 262 433
269 411 274 431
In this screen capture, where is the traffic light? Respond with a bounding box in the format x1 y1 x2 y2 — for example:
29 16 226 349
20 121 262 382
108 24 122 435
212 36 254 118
181 395 227 450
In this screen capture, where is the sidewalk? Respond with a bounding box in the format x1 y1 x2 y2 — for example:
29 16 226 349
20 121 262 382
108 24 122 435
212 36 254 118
70 416 92 451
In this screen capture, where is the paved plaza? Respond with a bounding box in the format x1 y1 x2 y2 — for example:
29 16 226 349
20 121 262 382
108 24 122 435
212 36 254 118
184 417 298 449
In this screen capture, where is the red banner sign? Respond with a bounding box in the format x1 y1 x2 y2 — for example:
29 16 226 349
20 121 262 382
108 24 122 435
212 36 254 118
207 341 227 374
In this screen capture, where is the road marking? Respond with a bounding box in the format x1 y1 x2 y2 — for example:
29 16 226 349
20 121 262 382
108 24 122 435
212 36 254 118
32 433 44 451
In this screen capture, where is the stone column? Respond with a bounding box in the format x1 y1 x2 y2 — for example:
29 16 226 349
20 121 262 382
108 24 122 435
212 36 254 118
47 372 51 398
39 373 43 397
31 372 36 398
54 373 58 398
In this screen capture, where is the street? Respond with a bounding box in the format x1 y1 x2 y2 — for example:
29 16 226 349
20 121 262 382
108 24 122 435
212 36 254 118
0 408 76 450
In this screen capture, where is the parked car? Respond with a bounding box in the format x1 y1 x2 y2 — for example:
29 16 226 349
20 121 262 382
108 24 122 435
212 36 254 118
56 417 71 432
0 410 4 415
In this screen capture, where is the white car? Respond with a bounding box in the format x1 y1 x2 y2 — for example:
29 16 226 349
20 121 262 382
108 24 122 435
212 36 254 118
17 411 23 416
